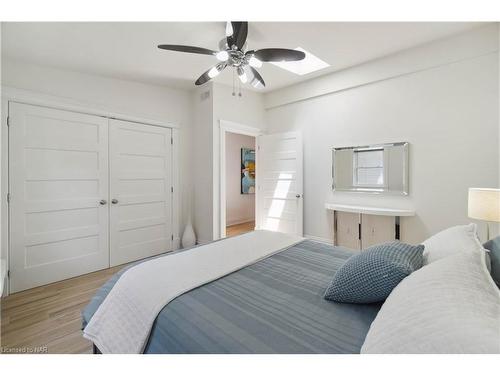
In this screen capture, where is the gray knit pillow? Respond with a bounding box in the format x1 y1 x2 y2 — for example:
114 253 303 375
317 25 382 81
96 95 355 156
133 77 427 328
324 241 424 304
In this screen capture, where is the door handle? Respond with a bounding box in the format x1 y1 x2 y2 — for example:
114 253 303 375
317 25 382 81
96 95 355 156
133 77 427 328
99 199 107 205
111 199 119 204
296 194 302 198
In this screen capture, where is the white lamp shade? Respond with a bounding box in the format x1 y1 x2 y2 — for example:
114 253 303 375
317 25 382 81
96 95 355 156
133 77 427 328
468 188 500 222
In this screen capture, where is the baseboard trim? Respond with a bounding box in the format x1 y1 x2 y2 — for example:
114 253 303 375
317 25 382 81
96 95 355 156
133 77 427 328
196 238 212 245
226 219 255 227
304 234 332 245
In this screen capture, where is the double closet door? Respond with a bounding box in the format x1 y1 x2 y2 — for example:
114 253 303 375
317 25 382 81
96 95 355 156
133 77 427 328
9 103 173 293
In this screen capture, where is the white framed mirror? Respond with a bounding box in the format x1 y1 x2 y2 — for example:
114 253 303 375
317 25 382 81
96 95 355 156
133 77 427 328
332 142 409 195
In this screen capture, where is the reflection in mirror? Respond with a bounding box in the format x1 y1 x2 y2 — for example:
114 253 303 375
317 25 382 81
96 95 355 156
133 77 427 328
332 142 409 195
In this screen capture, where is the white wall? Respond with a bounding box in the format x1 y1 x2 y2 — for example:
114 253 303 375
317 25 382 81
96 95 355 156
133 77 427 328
211 83 266 239
190 82 266 243
0 59 194 246
265 24 499 244
3 24 498 253
225 132 255 226
191 84 214 244
213 83 266 129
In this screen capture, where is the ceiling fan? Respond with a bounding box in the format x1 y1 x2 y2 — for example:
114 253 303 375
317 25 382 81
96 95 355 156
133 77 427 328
157 22 306 89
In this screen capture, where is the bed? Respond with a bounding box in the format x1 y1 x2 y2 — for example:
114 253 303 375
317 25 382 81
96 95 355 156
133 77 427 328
82 237 381 354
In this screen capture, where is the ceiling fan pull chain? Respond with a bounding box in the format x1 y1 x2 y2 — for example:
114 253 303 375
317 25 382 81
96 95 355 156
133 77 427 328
238 78 242 98
232 69 236 96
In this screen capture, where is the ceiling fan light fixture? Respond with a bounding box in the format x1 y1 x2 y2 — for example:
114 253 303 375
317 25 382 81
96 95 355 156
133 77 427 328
239 72 248 84
248 56 262 68
237 67 248 83
208 66 221 78
215 50 229 61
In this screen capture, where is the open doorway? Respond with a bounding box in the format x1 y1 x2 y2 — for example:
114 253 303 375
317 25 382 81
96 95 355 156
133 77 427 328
225 131 256 237
217 122 303 239
218 120 262 239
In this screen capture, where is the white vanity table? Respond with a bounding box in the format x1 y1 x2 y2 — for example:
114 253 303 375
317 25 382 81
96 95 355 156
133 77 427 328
325 203 415 250
329 142 414 250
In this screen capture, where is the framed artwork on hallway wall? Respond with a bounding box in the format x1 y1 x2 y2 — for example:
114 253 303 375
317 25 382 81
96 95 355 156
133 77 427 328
241 148 256 194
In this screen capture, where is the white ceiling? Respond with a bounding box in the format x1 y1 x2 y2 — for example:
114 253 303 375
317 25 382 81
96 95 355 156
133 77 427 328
1 22 485 92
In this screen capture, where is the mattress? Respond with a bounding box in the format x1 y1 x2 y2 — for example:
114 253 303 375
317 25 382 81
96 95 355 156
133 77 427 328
82 239 381 353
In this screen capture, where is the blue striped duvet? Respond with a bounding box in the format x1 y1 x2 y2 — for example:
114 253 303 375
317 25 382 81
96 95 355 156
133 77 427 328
82 239 381 353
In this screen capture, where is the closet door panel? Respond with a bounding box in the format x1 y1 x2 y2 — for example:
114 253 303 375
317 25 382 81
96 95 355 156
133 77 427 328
9 103 109 293
109 120 172 267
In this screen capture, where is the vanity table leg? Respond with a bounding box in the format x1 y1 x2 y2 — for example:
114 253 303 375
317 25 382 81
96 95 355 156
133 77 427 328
395 216 400 240
333 210 337 246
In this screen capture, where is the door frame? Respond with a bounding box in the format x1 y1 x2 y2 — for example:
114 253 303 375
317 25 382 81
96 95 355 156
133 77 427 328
1 87 180 296
216 120 263 239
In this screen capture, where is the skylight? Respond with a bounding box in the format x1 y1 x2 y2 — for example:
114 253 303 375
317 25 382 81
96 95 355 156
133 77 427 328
270 47 329 75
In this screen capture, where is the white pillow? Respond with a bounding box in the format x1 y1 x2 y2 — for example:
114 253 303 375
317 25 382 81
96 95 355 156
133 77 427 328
361 250 500 354
422 223 484 265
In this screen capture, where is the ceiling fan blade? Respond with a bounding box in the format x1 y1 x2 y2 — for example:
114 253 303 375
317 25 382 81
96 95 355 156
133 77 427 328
246 66 266 88
158 44 216 56
234 22 248 50
253 48 306 62
195 63 227 86
227 22 248 50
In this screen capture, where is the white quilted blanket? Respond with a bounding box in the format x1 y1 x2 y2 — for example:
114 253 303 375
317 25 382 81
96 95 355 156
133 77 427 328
83 230 303 353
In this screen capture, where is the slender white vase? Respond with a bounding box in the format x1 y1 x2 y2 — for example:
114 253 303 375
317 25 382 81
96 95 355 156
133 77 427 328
181 186 196 248
182 219 196 248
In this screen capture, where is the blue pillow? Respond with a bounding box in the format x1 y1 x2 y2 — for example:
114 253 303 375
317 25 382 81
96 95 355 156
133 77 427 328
483 236 500 288
324 241 424 304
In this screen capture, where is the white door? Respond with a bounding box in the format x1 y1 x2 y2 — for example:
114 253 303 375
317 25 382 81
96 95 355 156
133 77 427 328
109 119 173 266
9 103 109 292
256 132 303 236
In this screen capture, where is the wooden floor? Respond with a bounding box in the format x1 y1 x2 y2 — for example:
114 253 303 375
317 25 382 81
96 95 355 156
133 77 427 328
0 265 124 354
226 220 255 237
